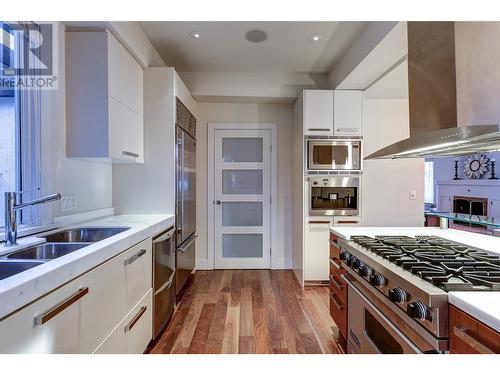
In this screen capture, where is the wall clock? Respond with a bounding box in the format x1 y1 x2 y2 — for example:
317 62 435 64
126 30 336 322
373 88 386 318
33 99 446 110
463 155 489 179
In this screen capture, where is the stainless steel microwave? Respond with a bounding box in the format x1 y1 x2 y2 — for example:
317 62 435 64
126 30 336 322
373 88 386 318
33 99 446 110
308 140 361 171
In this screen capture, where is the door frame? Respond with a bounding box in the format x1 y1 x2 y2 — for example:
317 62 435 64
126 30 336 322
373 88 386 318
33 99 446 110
207 123 277 270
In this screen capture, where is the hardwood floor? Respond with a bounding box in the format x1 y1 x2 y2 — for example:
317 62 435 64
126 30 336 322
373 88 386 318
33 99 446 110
150 270 344 354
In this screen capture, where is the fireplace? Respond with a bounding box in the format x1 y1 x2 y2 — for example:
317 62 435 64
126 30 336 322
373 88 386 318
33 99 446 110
453 196 488 216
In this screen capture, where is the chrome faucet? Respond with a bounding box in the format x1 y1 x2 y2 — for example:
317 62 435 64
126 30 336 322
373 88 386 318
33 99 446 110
4 191 61 246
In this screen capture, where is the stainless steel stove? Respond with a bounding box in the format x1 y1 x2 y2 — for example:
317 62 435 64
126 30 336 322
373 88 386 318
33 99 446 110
338 235 500 353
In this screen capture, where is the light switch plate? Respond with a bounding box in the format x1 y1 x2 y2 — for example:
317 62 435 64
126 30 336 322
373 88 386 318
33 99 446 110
410 189 417 200
61 195 77 213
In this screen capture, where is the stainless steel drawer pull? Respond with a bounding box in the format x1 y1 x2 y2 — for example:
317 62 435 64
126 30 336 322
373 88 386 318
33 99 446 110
329 293 345 310
454 326 495 354
330 275 344 290
122 151 139 158
308 128 331 132
124 249 147 265
34 287 89 325
329 258 341 270
175 233 198 253
125 306 147 332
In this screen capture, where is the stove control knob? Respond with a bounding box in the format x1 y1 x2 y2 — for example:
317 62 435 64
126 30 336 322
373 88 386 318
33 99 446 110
407 301 428 320
370 273 385 287
352 258 362 269
388 287 407 304
359 265 370 277
339 252 348 261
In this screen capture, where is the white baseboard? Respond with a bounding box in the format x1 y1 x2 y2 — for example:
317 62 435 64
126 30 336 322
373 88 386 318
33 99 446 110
195 257 292 270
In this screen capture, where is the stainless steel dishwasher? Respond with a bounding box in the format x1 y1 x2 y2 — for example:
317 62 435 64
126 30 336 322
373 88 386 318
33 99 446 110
152 227 176 340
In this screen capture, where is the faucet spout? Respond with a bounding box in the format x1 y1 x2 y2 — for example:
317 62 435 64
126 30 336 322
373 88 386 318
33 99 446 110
4 191 62 246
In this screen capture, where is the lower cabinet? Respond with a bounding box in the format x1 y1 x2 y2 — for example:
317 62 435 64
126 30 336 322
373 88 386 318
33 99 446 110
329 233 348 343
304 219 331 282
0 238 153 354
449 305 500 354
93 290 153 354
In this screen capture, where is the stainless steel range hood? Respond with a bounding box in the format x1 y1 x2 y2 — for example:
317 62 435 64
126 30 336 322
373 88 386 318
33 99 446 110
365 22 500 160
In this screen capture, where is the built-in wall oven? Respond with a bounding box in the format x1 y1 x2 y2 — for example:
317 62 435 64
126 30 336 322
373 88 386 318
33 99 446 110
308 139 361 171
308 175 360 216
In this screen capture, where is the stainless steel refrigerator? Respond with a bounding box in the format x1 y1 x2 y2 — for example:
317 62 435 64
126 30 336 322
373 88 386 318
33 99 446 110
175 98 197 297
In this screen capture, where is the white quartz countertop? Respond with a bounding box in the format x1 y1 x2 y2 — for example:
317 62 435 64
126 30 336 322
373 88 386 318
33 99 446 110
0 214 174 319
330 226 500 333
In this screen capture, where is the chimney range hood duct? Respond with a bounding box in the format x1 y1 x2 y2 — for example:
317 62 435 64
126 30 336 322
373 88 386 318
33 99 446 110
365 22 500 160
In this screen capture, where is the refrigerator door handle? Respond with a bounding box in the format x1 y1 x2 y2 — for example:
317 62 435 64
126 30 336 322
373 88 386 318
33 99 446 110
175 233 198 253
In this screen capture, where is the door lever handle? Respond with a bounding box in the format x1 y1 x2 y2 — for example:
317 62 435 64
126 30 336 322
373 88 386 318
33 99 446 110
215 200 222 205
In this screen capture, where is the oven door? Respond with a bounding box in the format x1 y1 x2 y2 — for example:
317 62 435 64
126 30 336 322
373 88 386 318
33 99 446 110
347 279 421 354
308 140 361 171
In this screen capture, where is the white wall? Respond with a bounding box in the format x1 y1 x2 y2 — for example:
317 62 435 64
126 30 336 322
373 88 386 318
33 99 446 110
41 22 113 220
362 99 425 226
195 102 293 270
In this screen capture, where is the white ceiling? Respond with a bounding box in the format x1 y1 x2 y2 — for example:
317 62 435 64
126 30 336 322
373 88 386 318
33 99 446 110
139 22 368 74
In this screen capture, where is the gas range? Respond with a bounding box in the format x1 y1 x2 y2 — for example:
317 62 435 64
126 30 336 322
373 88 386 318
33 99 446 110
338 235 500 352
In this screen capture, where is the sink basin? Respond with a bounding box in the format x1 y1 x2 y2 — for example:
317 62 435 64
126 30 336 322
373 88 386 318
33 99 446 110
41 227 130 243
0 260 45 281
6 243 89 261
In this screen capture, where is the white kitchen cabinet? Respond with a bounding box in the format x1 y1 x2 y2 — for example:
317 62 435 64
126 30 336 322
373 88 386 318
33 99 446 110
440 195 453 213
66 30 144 163
0 238 153 354
304 90 334 135
93 289 152 354
333 90 363 136
304 218 332 282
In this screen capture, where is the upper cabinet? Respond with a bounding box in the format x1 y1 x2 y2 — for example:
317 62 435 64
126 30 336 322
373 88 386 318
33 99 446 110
304 90 334 135
303 89 363 136
66 30 144 163
333 90 363 136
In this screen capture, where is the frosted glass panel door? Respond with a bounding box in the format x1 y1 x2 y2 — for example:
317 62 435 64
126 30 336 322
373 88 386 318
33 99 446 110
214 129 271 269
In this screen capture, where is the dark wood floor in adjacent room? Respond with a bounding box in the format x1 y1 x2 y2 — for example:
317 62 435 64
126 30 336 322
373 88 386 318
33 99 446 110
150 270 344 354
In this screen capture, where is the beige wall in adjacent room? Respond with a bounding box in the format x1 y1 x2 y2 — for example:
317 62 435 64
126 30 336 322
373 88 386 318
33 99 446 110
196 102 293 270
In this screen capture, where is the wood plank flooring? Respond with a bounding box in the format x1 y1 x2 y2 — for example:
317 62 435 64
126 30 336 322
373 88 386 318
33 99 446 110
150 270 344 354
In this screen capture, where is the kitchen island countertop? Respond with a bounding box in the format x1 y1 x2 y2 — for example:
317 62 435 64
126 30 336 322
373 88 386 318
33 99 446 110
330 226 500 333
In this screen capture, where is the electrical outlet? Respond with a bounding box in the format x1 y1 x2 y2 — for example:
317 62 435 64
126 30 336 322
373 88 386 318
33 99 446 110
410 189 417 200
60 195 77 213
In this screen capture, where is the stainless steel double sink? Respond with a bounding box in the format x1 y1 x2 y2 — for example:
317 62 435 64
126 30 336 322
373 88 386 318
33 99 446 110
0 227 130 281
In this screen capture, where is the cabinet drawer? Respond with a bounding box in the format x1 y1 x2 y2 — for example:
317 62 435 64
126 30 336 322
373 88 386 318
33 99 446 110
329 292 347 340
0 252 127 353
449 305 500 354
330 241 342 262
93 289 153 354
121 238 152 312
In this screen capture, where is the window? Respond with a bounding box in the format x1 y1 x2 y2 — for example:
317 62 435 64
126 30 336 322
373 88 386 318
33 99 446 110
424 160 434 204
0 22 41 229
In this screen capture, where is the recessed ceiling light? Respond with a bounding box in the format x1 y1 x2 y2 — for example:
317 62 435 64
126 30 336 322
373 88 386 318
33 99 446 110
190 31 201 39
245 29 268 43
310 34 323 42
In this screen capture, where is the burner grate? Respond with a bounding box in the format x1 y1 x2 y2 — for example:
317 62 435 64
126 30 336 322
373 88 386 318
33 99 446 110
351 235 500 292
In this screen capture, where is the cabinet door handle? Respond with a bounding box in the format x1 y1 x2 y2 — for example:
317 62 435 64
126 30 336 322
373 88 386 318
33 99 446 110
336 220 359 224
34 287 89 325
125 306 147 332
122 150 139 158
329 293 345 310
308 128 331 132
124 249 147 265
330 275 344 291
309 220 330 224
329 257 341 270
453 326 495 354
